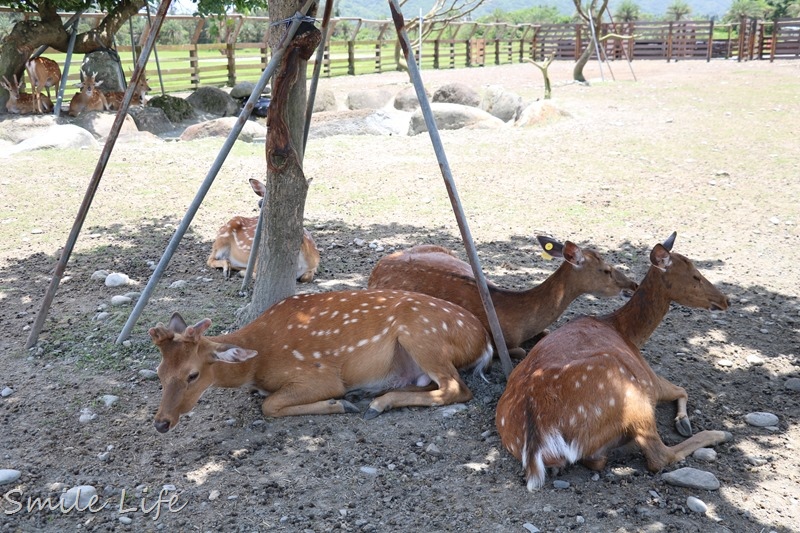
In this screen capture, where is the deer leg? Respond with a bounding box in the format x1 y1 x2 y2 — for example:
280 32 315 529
363 370 473 419
261 381 359 418
653 374 692 437
636 428 732 473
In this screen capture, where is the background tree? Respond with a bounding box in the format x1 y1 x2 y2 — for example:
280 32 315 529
723 0 769 21
614 0 641 22
666 0 692 20
0 0 266 109
571 0 610 82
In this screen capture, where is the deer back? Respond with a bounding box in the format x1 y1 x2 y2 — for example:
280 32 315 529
25 57 62 92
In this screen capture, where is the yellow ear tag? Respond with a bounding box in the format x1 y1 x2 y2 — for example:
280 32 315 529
541 242 554 261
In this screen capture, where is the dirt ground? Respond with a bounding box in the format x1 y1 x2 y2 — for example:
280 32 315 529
1 59 799 532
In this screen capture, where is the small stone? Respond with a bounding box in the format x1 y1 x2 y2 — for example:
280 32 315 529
687 496 708 514
769 217 780 225
662 467 720 490
94 312 110 321
522 523 541 533
692 448 718 462
97 451 111 461
138 369 158 380
746 354 765 365
425 443 441 456
111 295 132 306
359 466 378 476
744 412 779 427
79 408 97 423
61 485 98 508
439 403 467 417
575 516 585 524
208 490 220 501
169 280 188 290
339 509 347 517
746 455 768 466
91 270 109 281
119 516 133 525
353 238 365 246
0 469 21 485
716 359 734 367
105 272 131 287
123 292 141 300
784 378 800 392
1 387 13 398
552 480 570 489
101 395 119 407
122 340 132 348
163 484 176 492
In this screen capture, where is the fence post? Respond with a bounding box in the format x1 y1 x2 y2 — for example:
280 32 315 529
324 42 330 76
434 39 440 69
466 39 472 66
706 19 714 62
667 21 674 62
375 42 381 73
190 44 200 89
347 40 355 75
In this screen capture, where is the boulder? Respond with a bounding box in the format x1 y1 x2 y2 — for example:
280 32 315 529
127 106 174 135
186 86 239 117
394 86 429 112
0 124 98 156
0 114 60 143
148 95 195 123
345 88 394 110
309 109 409 139
408 103 506 135
72 110 139 139
230 81 258 99
81 51 126 92
312 88 337 112
480 85 523 122
179 116 266 142
432 82 480 107
514 101 569 127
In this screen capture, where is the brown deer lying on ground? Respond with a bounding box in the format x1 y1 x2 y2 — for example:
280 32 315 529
1 74 46 115
207 178 320 282
104 74 151 111
25 57 61 114
149 289 493 433
368 237 637 357
68 71 108 116
495 232 731 490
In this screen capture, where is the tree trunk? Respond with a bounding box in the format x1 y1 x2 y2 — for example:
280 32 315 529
239 1 321 324
573 34 595 83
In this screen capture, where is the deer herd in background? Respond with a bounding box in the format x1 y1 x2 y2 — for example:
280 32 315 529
157 171 733 490
0 55 150 116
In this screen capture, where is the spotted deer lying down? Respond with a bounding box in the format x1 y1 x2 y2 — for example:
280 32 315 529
207 178 320 282
368 237 637 357
149 289 493 433
496 233 732 490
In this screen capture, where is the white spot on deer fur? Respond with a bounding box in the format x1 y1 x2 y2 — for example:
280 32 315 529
313 351 321 359
569 415 576 426
587 365 594 370
292 350 305 361
442 322 448 331
422 317 430 323
456 319 464 327
412 307 419 311
339 298 348 302
598 382 605 390
282 345 289 350
331 311 339 318
619 366 626 375
319 310 328 316
371 334 382 342
574 381 581 389
500 416 506 427
357 339 369 347
347 346 355 353
582 374 588 381
594 406 602 417
287 324 294 330
553 374 560 380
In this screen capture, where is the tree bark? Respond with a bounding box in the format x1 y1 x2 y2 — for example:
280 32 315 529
239 1 320 324
0 0 146 110
573 37 595 83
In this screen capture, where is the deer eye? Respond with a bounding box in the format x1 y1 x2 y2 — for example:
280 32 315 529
187 371 200 384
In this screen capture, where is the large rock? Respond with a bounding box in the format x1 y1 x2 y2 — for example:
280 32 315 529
480 85 523 122
186 86 239 117
394 86 429 112
309 109 409 139
81 51 126 92
408 103 506 135
179 116 266 142
0 114 60 143
148 95 195 123
72 110 139 139
514 101 570 127
230 81 260 99
312 88 337 112
0 124 98 156
127 106 174 135
346 88 394 110
432 82 480 107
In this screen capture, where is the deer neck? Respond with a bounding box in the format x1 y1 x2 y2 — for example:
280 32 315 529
601 267 671 349
495 262 581 338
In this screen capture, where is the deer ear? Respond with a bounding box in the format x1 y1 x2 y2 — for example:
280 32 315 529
561 241 585 267
536 235 564 260
168 312 188 334
213 344 258 363
662 231 677 252
249 178 266 198
650 243 673 271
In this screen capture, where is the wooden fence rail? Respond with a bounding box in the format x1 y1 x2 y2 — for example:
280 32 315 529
1 9 798 94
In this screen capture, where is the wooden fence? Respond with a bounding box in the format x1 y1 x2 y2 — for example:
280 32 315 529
3 9 799 95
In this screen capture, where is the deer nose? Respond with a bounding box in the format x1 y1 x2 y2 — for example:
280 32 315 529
153 419 171 433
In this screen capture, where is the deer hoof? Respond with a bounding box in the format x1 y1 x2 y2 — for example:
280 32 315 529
363 407 382 420
341 400 360 414
675 416 692 437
